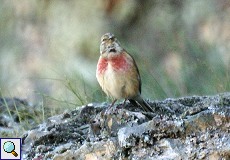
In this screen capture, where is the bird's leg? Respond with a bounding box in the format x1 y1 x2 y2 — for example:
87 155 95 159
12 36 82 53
107 99 117 110
116 99 127 110
122 99 127 107
110 99 117 108
105 99 117 114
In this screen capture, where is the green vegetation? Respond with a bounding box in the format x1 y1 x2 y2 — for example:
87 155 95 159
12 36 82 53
0 0 229 137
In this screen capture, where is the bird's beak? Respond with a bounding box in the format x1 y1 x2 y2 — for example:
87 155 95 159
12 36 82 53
106 40 113 46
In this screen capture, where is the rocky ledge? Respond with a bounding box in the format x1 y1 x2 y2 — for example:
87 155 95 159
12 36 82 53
22 93 230 160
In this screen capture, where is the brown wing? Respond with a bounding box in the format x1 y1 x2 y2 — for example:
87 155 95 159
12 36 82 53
124 49 142 94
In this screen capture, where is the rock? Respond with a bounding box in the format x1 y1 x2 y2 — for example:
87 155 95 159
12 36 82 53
22 93 230 159
0 97 41 137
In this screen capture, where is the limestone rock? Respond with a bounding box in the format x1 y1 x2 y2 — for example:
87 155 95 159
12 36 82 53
22 93 230 159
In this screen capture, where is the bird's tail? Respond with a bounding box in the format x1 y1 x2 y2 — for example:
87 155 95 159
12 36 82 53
129 96 154 112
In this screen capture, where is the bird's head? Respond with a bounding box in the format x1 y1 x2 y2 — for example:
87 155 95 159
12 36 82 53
100 33 123 58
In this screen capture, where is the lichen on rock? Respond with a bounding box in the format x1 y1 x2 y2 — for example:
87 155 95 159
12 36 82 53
21 93 230 159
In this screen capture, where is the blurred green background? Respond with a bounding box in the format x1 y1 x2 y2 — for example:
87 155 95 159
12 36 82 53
0 0 229 114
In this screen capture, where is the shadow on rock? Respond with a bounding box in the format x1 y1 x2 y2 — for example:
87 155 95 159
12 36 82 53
22 93 230 160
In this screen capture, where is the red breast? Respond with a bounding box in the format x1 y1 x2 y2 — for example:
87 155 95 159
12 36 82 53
97 53 130 75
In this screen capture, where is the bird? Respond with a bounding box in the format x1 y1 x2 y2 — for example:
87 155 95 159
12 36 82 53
96 33 154 112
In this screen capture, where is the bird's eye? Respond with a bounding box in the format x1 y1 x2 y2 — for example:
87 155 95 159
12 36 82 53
101 37 108 42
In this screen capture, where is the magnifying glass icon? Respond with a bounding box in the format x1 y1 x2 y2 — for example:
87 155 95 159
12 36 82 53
3 141 18 157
